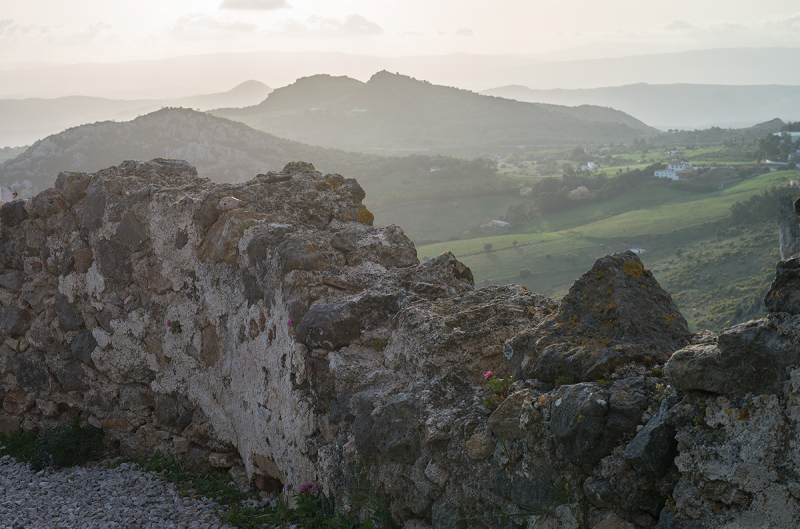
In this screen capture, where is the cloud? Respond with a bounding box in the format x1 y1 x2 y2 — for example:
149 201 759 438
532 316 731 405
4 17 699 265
455 27 473 37
0 18 114 48
271 14 383 38
171 14 257 40
219 0 290 10
664 20 695 32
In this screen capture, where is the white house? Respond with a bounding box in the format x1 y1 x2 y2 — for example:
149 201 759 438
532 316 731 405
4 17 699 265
654 170 679 180
580 161 596 171
630 248 646 255
481 220 511 229
668 161 693 172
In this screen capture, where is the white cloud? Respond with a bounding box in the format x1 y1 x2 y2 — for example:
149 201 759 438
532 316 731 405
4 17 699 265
0 18 114 48
270 14 383 38
455 27 473 37
171 14 257 40
219 0 290 10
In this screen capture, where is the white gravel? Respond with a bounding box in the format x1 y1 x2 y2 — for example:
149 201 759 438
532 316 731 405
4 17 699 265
0 455 237 529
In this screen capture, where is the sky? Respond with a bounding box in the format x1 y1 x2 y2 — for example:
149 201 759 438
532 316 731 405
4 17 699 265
2 0 800 65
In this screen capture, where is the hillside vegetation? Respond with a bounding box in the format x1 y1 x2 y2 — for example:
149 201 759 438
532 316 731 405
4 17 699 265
418 170 799 332
212 71 658 153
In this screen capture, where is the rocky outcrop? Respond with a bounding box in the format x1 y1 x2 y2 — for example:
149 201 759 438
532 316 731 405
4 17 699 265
3 158 800 528
505 251 691 384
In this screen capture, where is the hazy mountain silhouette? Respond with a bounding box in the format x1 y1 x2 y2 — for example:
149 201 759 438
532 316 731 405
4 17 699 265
213 71 658 152
0 107 377 192
0 81 272 147
482 83 800 130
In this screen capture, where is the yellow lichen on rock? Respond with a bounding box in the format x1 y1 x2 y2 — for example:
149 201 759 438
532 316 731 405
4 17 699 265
623 260 643 278
358 208 374 225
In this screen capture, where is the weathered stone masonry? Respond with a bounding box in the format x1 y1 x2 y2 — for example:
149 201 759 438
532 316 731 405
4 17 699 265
3 159 800 529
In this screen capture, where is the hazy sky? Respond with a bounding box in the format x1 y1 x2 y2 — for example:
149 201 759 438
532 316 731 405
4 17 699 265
2 0 800 65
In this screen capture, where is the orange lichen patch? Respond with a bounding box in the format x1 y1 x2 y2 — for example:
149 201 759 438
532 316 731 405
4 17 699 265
358 208 374 225
623 260 643 278
317 177 343 190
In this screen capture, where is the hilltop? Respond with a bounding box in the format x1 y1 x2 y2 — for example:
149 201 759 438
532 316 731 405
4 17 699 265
482 83 800 130
0 81 272 147
212 71 658 153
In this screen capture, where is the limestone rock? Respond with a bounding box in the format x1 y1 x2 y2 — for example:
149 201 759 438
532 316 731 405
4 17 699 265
666 317 799 395
764 255 800 314
198 209 263 264
54 292 84 331
624 404 678 477
55 171 92 204
0 270 24 292
0 303 32 336
209 452 238 468
0 200 28 227
277 236 329 273
548 378 654 465
96 239 132 282
295 303 360 349
29 188 68 219
116 211 148 252
505 251 691 383
465 432 494 460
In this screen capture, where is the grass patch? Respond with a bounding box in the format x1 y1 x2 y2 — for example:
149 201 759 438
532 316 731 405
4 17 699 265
0 416 104 471
113 451 397 529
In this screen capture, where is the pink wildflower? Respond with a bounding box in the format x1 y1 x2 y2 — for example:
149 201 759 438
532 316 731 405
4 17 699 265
167 320 172 327
299 482 318 495
484 371 494 381
285 483 293 490
288 318 294 327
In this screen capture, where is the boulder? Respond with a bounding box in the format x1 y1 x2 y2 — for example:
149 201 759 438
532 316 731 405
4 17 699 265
116 211 148 252
16 349 51 389
505 251 691 383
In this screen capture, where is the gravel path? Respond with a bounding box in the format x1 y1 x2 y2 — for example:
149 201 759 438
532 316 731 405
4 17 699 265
0 455 237 529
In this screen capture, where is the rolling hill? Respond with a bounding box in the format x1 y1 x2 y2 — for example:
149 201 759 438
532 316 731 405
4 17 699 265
212 71 659 153
0 81 272 147
482 83 800 130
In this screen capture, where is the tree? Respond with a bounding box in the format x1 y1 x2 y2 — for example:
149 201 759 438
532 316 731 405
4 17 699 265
483 243 493 252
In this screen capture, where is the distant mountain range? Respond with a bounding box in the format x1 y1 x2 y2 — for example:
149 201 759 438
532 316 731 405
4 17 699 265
482 83 800 130
3 48 800 100
0 81 272 147
0 107 369 193
212 71 658 152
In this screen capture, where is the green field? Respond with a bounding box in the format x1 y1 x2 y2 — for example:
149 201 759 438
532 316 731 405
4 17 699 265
417 170 798 331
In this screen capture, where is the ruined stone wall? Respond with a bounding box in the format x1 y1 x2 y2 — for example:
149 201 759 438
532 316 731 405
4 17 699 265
2 159 800 529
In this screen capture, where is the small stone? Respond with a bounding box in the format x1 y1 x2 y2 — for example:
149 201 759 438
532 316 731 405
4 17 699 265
209 452 238 468
29 188 68 219
0 414 20 433
173 435 191 453
0 270 24 292
594 515 635 529
55 171 92 204
36 399 59 417
295 303 360 349
465 432 494 460
0 303 32 336
116 211 148 252
488 389 532 440
82 188 106 230
0 200 28 227
54 292 84 331
2 388 29 415
96 239 133 282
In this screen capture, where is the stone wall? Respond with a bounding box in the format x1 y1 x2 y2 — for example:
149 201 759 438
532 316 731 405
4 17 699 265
2 159 800 528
